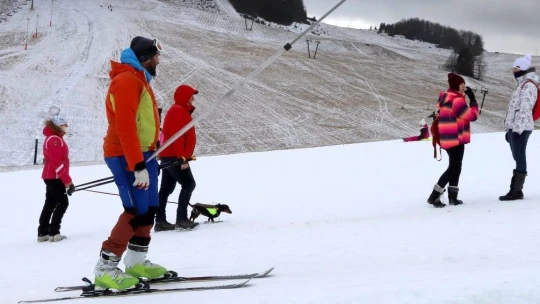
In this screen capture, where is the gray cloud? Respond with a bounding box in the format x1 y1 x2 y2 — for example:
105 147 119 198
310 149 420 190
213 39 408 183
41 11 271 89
303 0 540 55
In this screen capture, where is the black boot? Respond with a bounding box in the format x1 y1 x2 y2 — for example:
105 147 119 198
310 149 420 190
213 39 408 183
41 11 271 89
154 220 176 232
499 170 527 201
175 219 199 230
448 186 463 205
427 184 446 208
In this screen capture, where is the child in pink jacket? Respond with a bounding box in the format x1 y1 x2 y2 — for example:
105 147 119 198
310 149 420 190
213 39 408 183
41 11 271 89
38 109 74 242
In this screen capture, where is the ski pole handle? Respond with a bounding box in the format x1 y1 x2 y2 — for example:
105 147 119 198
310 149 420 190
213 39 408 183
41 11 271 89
159 156 197 170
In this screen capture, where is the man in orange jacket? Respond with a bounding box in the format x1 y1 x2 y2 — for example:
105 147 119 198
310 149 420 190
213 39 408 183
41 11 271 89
94 36 168 290
156 85 199 231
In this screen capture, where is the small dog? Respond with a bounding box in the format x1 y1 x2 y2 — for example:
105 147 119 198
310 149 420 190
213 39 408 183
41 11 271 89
189 203 232 223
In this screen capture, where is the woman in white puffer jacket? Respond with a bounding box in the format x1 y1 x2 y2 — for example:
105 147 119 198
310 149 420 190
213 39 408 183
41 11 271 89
500 55 539 201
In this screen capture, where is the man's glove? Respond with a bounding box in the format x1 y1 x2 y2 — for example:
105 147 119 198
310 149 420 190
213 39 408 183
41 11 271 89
465 86 478 107
66 183 75 196
133 161 149 190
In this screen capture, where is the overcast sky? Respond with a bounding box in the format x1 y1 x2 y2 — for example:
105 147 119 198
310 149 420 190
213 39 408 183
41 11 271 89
303 0 540 56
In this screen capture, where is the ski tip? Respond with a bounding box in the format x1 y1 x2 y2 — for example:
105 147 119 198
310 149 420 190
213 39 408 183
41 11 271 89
254 267 275 278
235 277 253 287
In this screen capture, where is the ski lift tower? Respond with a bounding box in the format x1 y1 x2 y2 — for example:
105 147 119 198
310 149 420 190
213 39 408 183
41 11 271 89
306 39 321 59
244 16 254 31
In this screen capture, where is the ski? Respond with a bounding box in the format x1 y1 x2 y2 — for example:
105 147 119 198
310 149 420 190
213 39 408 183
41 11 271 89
143 266 274 285
54 267 274 292
20 278 251 303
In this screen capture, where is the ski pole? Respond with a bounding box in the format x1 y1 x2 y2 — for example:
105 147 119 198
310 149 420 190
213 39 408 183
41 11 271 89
82 189 178 204
73 156 197 192
75 176 115 188
74 179 115 192
147 0 348 163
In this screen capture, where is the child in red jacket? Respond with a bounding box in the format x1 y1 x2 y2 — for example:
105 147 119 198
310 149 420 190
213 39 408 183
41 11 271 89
38 108 75 242
403 119 430 142
156 85 199 231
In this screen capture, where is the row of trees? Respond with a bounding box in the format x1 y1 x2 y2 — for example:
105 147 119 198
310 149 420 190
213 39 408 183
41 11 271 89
378 18 484 55
228 0 308 25
378 18 486 79
444 49 487 80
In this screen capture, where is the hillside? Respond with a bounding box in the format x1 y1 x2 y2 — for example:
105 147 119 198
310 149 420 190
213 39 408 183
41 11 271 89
0 0 536 167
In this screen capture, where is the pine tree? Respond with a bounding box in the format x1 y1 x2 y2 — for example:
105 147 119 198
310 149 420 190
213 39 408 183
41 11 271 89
228 0 308 25
378 23 385 33
456 47 475 77
472 35 484 56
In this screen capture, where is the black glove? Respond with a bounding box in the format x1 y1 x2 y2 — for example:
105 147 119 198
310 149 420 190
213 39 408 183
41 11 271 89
67 184 75 196
465 87 478 106
134 161 147 171
505 131 510 143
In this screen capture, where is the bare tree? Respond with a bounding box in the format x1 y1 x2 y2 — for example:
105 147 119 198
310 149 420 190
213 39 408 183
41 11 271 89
474 55 487 80
460 31 475 47
444 52 458 73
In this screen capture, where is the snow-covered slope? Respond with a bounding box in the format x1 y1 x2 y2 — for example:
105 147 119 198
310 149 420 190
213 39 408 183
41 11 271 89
5 132 540 304
0 0 536 167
